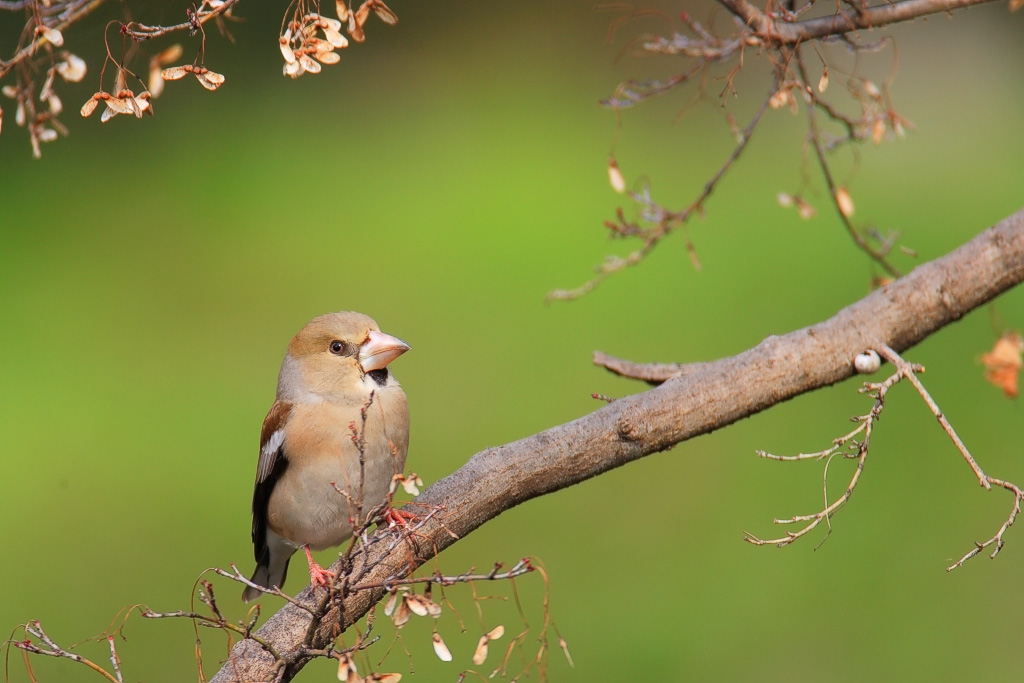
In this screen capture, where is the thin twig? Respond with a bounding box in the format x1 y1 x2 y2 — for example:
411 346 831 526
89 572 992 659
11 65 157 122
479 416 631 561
745 365 901 547
874 344 1024 570
12 621 121 683
795 50 901 277
548 94 772 302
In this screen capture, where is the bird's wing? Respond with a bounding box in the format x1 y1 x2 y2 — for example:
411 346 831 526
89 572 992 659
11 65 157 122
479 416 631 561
252 400 292 563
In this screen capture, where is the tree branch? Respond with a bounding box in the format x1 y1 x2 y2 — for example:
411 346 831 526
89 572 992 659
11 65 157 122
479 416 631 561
213 207 1024 682
717 0 996 45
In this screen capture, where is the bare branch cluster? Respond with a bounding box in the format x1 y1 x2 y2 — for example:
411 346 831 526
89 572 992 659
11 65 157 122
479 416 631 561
550 0 1001 300
11 514 565 683
745 343 1024 569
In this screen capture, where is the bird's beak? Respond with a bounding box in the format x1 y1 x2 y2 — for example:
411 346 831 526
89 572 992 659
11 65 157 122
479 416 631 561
358 330 411 373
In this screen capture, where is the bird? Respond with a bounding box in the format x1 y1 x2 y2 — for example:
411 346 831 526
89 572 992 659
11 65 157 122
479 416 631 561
242 311 410 602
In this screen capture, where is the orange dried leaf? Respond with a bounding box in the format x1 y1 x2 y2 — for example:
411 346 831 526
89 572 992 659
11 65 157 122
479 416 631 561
981 332 1024 397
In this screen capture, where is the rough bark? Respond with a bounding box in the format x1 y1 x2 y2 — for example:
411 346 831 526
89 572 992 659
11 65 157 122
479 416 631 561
212 207 1024 682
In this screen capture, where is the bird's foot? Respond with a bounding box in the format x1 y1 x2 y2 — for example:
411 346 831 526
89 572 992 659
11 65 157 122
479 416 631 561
302 545 336 589
383 505 419 528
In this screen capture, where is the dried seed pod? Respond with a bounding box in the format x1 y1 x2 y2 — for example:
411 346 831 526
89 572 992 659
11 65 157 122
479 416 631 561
432 632 452 662
472 634 489 666
365 674 402 683
400 474 422 496
383 590 399 616
607 156 626 194
37 25 64 46
871 118 885 145
391 596 412 627
834 187 854 218
57 53 87 82
280 37 297 64
404 594 430 617
336 652 357 681
299 54 321 74
368 0 398 24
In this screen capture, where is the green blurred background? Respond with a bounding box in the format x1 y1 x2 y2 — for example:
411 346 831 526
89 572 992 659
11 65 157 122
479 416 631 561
2 1 1024 680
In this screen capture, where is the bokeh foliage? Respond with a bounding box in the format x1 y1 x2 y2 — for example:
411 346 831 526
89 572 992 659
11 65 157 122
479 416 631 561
2 1 1023 681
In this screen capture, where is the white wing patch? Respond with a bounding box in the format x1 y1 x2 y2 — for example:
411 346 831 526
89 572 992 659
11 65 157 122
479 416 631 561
257 429 286 482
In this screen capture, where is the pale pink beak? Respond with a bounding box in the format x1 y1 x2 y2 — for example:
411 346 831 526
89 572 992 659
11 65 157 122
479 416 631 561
358 330 410 373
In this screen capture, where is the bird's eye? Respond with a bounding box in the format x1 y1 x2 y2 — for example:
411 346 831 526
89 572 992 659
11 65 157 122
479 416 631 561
329 340 349 356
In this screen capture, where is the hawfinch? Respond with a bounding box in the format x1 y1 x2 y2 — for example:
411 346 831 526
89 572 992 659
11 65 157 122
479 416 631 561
242 312 410 602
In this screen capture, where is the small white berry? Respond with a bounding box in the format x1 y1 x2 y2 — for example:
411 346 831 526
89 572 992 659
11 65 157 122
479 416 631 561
854 350 881 374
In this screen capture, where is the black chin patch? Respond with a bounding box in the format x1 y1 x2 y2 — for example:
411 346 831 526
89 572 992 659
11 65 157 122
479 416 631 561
368 368 389 386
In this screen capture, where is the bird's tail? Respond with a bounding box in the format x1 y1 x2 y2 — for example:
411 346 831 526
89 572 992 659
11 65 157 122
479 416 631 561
242 548 291 602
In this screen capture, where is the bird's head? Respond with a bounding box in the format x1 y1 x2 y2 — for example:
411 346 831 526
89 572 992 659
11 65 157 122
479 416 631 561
277 311 410 402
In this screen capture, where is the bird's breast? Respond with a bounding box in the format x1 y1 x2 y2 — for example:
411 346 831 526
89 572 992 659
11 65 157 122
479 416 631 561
266 385 409 550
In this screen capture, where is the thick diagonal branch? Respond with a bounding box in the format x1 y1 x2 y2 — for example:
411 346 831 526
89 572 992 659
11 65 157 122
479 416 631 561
213 207 1024 682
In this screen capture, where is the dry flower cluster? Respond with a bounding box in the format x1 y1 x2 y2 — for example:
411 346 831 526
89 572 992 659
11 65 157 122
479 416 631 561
10 553 567 683
0 0 397 157
278 0 397 79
